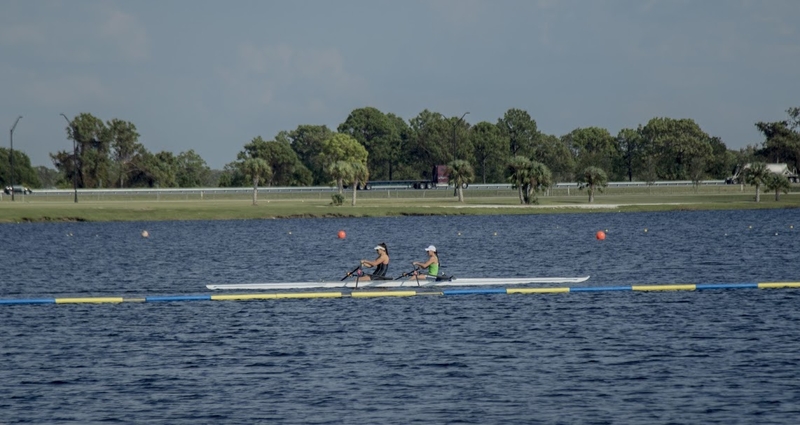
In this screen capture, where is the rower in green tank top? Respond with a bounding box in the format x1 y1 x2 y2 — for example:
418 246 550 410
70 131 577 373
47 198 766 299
412 245 440 279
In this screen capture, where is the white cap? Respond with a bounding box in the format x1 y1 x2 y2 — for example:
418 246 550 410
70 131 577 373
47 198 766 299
425 245 436 251
374 245 385 250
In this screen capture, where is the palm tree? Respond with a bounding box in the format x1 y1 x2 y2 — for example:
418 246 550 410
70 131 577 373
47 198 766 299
764 173 791 201
507 156 532 204
743 162 770 202
578 166 608 203
327 161 353 195
527 161 553 205
447 160 475 203
350 162 369 206
241 158 271 205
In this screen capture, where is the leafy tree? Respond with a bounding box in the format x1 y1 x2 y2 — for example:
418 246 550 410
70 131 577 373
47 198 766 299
688 156 706 192
288 125 333 185
743 162 771 202
320 133 368 166
0 148 41 188
764 173 791 201
338 107 395 180
407 109 450 177
107 118 141 187
34 166 61 189
241 157 271 205
706 136 735 179
447 160 474 203
755 107 800 172
385 113 413 180
640 117 712 180
615 128 642 181
470 121 508 183
536 134 575 182
563 127 617 175
497 108 538 157
176 150 212 187
53 113 112 188
239 135 311 186
578 166 608 203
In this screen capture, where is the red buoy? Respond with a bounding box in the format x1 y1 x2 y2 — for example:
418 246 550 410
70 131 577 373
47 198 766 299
596 230 606 240
337 230 346 239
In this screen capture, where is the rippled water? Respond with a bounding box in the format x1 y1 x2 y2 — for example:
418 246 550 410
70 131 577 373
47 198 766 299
1 210 799 424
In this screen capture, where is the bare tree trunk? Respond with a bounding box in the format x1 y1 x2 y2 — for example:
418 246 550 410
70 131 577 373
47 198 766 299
775 189 780 201
252 177 258 205
337 178 343 195
518 185 525 204
352 178 358 206
457 186 464 202
589 185 595 203
755 184 761 202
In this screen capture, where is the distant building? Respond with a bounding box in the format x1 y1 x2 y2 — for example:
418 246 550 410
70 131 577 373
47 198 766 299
726 163 799 184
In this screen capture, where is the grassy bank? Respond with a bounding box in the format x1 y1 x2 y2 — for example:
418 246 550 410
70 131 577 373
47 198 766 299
1 187 798 223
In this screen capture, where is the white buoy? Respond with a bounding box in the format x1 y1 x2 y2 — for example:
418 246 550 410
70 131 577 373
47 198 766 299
141 230 149 238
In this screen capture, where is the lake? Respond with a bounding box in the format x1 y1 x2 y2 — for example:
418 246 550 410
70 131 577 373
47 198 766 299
1 209 799 424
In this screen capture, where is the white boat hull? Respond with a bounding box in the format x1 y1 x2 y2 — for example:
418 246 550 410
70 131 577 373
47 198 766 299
206 276 590 290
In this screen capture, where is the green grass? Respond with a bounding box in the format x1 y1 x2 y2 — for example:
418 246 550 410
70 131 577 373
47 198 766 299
1 187 798 223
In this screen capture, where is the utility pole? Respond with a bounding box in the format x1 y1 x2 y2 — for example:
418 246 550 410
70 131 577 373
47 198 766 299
9 116 22 201
60 113 79 203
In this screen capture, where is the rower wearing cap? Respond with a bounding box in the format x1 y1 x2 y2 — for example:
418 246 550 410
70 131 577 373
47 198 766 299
412 245 440 279
360 242 390 280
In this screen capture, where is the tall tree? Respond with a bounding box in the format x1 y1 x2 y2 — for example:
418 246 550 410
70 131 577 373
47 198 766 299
239 135 311 186
615 128 642 182
107 118 141 188
578 166 608 203
755 107 800 173
640 117 713 180
743 162 770 202
0 148 41 188
54 113 112 188
447 160 474 203
176 149 212 187
407 109 450 178
288 124 333 185
338 107 394 180
497 108 538 157
241 157 271 205
350 162 369 206
507 156 532 204
320 133 368 192
536 134 575 182
327 161 353 195
470 121 508 183
563 127 617 176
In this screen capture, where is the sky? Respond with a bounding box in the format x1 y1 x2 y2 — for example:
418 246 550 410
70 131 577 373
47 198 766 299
1 0 799 169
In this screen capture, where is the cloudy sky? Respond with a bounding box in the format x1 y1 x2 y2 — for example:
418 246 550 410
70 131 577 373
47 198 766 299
1 0 798 169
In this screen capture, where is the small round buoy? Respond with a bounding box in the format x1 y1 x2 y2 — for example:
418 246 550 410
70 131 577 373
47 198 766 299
493 232 497 236
596 230 606 240
288 231 292 235
644 228 648 233
337 230 346 239
458 232 462 236
141 230 149 238
790 225 794 229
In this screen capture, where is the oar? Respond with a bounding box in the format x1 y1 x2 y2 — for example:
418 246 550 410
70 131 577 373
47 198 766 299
394 267 420 280
341 264 362 281
396 267 423 286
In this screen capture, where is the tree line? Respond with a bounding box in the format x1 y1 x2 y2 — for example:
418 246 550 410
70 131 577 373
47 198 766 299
1 107 798 197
